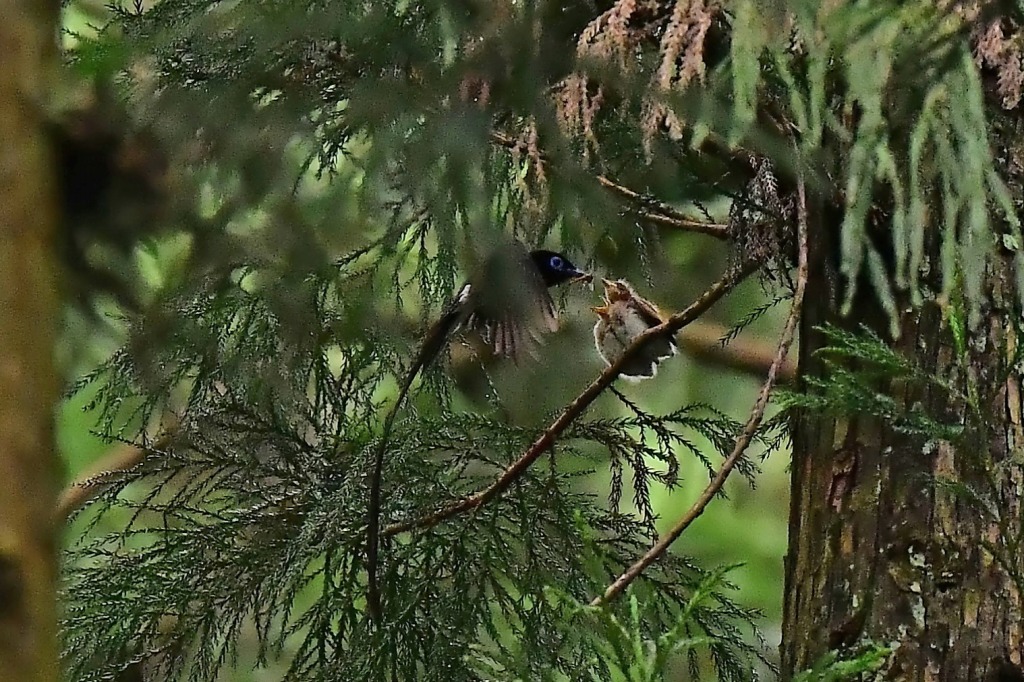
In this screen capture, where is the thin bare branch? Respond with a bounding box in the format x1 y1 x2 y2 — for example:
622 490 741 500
489 131 729 240
590 153 810 606
57 418 178 523
56 443 145 523
383 259 760 538
678 320 797 383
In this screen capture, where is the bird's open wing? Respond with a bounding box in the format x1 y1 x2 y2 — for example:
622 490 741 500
463 243 558 360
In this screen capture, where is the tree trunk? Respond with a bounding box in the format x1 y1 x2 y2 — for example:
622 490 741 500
0 1 61 680
781 217 1024 679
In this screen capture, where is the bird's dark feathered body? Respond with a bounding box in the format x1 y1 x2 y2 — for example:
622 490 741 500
366 244 588 620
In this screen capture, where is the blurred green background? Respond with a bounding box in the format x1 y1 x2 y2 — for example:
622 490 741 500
57 231 792 677
56 2 792 678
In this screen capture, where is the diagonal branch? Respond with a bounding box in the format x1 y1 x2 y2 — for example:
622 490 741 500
590 152 811 607
56 416 178 523
383 259 760 538
678 320 797 383
56 442 148 522
489 132 729 240
592 174 730 239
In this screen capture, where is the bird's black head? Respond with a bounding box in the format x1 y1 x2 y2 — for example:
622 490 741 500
529 250 589 287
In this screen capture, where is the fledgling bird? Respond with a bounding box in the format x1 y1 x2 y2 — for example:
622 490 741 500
592 278 678 380
366 241 590 620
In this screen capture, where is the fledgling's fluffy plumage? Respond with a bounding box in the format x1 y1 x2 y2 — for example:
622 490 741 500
592 278 677 380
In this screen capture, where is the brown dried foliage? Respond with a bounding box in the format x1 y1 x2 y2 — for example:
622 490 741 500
556 0 723 159
963 2 1024 109
655 0 717 92
505 119 549 220
577 0 642 71
727 155 796 285
555 73 605 162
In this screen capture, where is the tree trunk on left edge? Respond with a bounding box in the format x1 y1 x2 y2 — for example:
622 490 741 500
0 1 62 680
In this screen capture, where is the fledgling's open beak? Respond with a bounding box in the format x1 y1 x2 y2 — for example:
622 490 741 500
591 305 609 319
601 277 627 294
601 278 631 303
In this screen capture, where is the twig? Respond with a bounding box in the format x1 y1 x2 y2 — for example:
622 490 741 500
57 443 145 522
489 132 729 240
678 320 797 383
593 176 730 240
56 418 178 522
590 151 811 606
383 259 760 538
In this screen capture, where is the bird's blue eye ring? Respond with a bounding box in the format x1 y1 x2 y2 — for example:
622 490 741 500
550 255 564 269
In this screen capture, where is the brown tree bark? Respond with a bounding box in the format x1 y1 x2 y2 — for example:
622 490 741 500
0 1 62 680
782 215 1024 679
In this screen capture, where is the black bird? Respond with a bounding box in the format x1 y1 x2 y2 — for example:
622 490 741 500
366 243 589 620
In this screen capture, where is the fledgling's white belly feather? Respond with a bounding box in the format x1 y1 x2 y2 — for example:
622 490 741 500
593 301 677 379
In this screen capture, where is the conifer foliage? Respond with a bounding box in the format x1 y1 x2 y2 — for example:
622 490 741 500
59 0 1024 680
